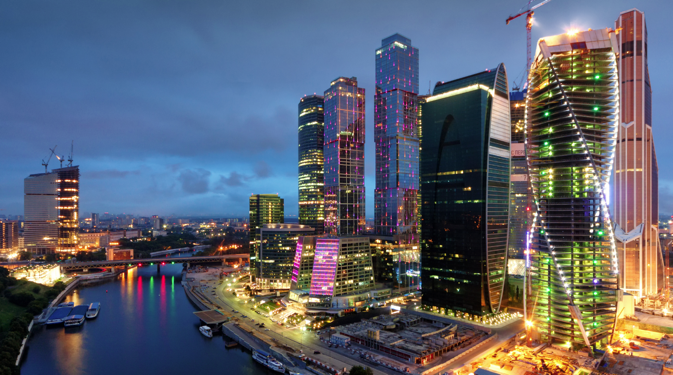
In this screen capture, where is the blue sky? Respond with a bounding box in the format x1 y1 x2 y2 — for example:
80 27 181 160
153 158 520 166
1 0 671 218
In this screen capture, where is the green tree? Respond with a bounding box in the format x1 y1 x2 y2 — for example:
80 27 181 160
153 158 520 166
349 366 374 375
7 292 35 307
18 251 31 261
0 267 9 278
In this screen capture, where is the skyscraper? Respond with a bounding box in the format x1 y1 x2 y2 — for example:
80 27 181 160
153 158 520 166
323 77 365 236
526 29 619 348
420 64 511 317
291 236 317 290
91 213 99 228
298 95 325 234
24 166 80 255
614 9 660 297
508 90 531 260
0 220 19 254
257 224 315 289
249 194 284 280
374 34 419 243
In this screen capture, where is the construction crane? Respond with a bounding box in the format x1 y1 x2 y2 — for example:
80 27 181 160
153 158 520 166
67 140 74 167
41 145 58 173
506 0 554 86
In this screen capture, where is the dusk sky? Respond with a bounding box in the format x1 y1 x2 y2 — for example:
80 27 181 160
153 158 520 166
1 0 671 218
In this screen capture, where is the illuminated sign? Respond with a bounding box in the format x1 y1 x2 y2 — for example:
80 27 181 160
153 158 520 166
391 305 401 315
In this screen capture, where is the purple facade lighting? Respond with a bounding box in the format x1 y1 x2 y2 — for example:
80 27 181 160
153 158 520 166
310 238 340 296
291 241 303 284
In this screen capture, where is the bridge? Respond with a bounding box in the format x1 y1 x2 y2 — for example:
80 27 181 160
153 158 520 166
59 254 249 271
150 245 209 257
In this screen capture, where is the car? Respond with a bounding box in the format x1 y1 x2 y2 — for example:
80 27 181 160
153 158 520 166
313 351 321 355
265 328 270 331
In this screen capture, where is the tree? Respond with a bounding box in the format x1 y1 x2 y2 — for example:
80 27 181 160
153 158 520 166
349 366 374 375
7 292 35 307
18 251 32 261
516 286 520 302
0 267 9 278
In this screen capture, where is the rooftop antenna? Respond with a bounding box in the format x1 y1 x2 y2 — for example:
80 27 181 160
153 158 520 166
42 145 57 173
428 80 431 95
67 141 74 167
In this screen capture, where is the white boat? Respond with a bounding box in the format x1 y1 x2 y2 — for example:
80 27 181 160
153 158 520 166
252 349 285 373
64 315 85 327
86 302 101 318
199 325 213 338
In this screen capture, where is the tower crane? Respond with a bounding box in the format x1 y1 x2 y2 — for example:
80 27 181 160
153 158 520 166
41 145 58 173
67 141 74 167
506 0 554 87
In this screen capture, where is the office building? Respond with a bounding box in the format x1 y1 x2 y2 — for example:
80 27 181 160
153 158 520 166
374 34 420 243
91 213 99 228
370 236 420 292
309 236 374 308
249 194 284 280
508 90 531 261
298 95 325 234
24 166 80 255
257 224 315 290
420 64 510 317
291 236 317 290
526 29 619 348
323 77 365 236
0 220 19 253
613 9 660 297
151 215 164 230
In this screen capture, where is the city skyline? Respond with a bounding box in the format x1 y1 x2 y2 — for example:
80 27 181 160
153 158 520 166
1 1 672 217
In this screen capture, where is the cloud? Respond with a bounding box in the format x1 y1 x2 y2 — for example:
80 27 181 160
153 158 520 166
218 171 247 187
254 160 273 178
85 169 140 179
177 168 211 194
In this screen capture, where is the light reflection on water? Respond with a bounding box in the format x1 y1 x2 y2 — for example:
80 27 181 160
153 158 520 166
22 263 263 375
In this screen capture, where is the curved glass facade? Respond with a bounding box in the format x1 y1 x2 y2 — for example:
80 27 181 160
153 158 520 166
526 29 619 348
298 95 325 234
420 64 510 317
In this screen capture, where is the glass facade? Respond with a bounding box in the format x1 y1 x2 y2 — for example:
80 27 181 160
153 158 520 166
24 166 80 255
420 64 510 317
249 194 284 280
370 236 421 293
509 90 531 261
374 34 419 243
309 237 374 299
323 77 365 236
298 95 325 234
614 10 660 297
291 236 317 290
526 29 619 348
258 224 315 290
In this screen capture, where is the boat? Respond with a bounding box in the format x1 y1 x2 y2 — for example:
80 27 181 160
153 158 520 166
86 302 101 318
63 315 85 327
252 349 285 373
199 326 213 338
70 304 89 317
57 302 74 308
46 307 73 325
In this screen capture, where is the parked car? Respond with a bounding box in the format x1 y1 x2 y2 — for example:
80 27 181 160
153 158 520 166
313 350 321 355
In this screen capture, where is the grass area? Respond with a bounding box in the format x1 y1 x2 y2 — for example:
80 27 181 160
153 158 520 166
258 301 282 313
0 298 26 332
0 279 53 331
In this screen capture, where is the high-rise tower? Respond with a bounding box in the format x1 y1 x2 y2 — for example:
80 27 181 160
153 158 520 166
526 29 619 348
249 194 284 280
298 95 325 234
420 64 510 317
614 9 660 297
323 77 365 236
374 34 419 243
509 90 531 260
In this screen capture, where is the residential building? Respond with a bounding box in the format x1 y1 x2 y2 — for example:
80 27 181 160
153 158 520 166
24 166 80 254
0 220 19 253
420 64 511 317
298 95 325 234
323 77 365 236
613 9 661 297
509 90 531 261
249 194 284 280
374 34 420 244
151 215 164 230
258 224 315 289
91 213 99 228
526 29 619 348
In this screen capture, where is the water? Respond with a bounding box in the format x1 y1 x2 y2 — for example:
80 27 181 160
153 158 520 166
21 262 267 375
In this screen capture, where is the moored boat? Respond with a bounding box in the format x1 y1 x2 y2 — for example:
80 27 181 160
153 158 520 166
86 302 101 318
199 325 213 338
252 349 285 373
64 315 85 327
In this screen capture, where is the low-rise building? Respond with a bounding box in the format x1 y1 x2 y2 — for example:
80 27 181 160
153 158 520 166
11 264 62 285
106 248 134 261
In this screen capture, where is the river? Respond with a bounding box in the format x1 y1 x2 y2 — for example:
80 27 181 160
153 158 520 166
21 260 267 375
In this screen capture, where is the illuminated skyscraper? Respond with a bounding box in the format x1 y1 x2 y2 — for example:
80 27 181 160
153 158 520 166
323 77 365 236
249 194 284 280
526 29 619 348
298 95 325 234
24 166 80 255
613 9 660 297
291 236 317 290
508 90 531 260
0 220 19 253
374 34 419 243
420 64 510 317
257 224 315 289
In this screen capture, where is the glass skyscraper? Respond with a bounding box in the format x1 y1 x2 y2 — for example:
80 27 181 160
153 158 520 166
526 29 619 349
508 90 531 261
24 166 80 255
249 194 284 281
298 95 325 234
257 224 315 290
420 64 511 317
374 34 419 243
323 77 365 236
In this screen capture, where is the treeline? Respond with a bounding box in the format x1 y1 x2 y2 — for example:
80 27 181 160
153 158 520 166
118 232 198 258
0 267 67 375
